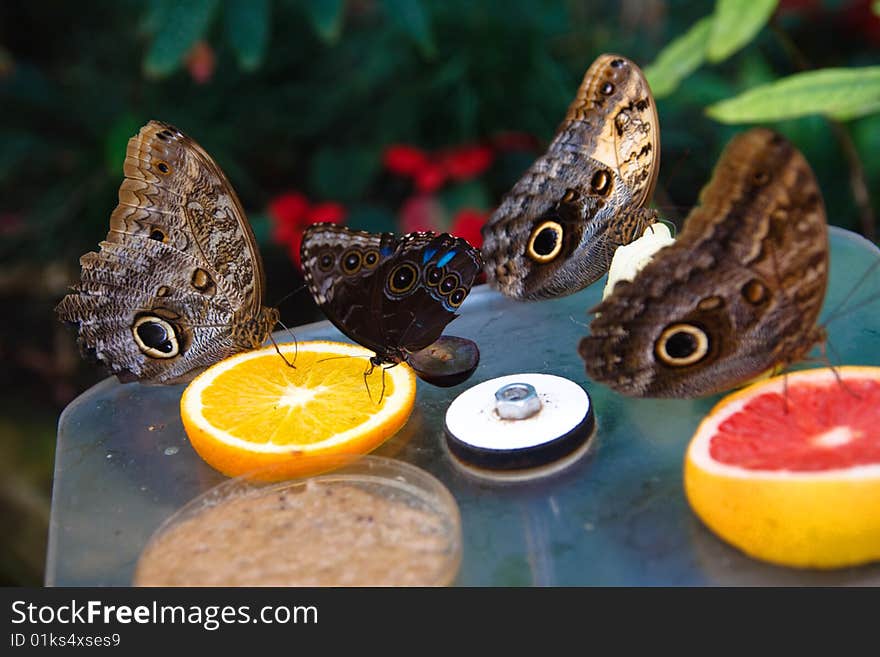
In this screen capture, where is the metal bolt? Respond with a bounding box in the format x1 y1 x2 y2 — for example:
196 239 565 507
494 382 542 420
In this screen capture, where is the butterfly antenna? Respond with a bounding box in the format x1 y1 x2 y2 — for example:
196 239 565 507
781 370 790 415
316 353 362 364
657 217 678 238
268 331 295 369
823 338 861 400
272 283 308 309
659 146 692 193
820 259 880 326
275 318 298 365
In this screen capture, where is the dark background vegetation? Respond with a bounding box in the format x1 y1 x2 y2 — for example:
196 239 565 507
1 0 878 585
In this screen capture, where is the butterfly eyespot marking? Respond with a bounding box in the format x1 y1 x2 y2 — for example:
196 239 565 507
191 268 213 292
364 250 379 267
426 265 443 286
591 170 612 196
655 324 709 367
155 161 172 175
561 188 579 204
449 288 467 308
132 315 179 359
388 263 418 294
440 273 460 295
149 228 166 242
752 170 771 186
342 249 363 275
318 252 334 271
156 285 171 298
697 295 724 311
601 82 615 95
610 58 625 68
527 220 564 263
742 279 769 305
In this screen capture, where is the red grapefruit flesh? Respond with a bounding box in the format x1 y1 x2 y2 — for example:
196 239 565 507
685 366 880 569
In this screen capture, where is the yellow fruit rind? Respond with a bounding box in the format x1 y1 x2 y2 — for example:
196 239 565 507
180 341 417 480
684 366 880 569
685 458 880 569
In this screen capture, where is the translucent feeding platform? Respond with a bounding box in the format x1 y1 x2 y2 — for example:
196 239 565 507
47 228 880 585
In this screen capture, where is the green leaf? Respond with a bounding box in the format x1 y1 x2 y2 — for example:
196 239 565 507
706 67 880 123
104 114 143 176
302 0 346 45
644 16 712 98
707 0 778 63
309 147 381 202
247 212 271 246
225 0 270 70
144 0 219 77
874 0 880 17
381 0 436 59
345 204 398 234
0 133 45 182
438 182 491 215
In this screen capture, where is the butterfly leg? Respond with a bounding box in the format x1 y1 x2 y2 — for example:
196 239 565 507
378 362 400 405
363 357 380 404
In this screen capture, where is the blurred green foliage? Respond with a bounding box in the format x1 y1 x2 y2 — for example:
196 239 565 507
1 0 878 585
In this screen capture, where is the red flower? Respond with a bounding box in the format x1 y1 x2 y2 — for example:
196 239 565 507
307 202 347 225
400 195 446 234
185 41 215 84
840 0 880 46
414 162 447 193
383 145 429 176
491 131 541 152
287 236 310 270
450 208 487 249
267 192 346 270
442 145 494 181
268 192 309 245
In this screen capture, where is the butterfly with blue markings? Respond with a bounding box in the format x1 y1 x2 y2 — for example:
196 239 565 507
301 223 483 386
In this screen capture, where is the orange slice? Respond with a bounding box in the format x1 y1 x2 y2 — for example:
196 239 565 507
685 366 880 569
180 341 416 479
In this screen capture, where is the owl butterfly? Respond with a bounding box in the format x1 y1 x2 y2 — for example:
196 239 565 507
579 128 829 398
300 224 482 387
481 53 660 300
56 121 278 384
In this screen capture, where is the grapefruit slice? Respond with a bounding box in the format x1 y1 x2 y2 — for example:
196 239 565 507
685 366 880 569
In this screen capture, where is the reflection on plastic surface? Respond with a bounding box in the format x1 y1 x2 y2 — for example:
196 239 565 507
48 228 880 585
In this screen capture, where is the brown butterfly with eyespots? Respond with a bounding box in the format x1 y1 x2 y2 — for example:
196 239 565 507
57 121 278 384
482 53 660 300
579 128 829 398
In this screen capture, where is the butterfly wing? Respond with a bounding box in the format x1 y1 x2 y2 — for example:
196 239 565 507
301 226 483 358
482 54 660 300
579 128 829 398
374 232 483 353
56 121 276 384
301 223 398 355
